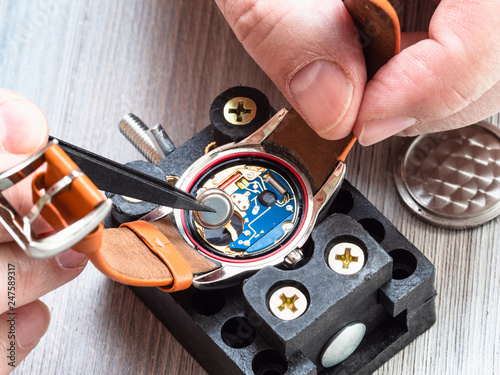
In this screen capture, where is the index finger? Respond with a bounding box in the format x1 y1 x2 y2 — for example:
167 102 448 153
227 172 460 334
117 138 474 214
354 0 500 145
0 89 49 242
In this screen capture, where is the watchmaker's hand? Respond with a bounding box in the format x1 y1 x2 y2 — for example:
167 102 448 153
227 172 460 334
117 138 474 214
215 0 500 145
0 89 87 374
354 0 500 145
215 0 365 140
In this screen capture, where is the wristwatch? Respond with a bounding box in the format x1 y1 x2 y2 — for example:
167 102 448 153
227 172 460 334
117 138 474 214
93 0 401 292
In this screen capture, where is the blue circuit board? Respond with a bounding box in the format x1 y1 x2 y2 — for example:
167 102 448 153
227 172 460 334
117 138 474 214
228 169 297 254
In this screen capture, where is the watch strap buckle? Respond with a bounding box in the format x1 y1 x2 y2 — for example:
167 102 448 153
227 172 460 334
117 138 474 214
0 140 111 258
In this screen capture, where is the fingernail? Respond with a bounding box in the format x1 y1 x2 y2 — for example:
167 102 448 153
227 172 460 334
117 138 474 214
55 249 88 269
0 99 48 154
17 301 51 348
290 60 353 136
358 117 418 146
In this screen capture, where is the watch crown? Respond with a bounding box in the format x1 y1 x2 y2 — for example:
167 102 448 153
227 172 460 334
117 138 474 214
283 248 304 268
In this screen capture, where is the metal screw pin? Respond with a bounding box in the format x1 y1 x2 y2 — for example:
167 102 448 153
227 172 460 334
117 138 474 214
268 286 308 321
149 123 176 157
328 242 365 275
283 248 304 268
119 113 163 163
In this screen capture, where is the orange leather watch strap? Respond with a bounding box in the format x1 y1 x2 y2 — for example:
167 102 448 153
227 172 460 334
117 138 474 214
31 144 106 253
43 145 106 223
120 220 193 292
343 0 401 79
264 109 356 192
92 216 219 291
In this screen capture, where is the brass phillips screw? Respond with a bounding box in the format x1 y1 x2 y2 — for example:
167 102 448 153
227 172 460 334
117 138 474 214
328 242 365 275
268 285 308 321
223 97 257 125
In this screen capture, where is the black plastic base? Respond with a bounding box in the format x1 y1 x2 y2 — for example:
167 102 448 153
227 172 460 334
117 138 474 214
130 179 436 374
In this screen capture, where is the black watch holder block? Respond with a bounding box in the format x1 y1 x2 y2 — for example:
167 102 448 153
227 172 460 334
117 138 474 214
107 87 436 375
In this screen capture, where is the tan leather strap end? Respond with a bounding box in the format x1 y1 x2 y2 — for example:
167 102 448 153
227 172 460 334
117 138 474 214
344 0 401 79
264 109 356 192
96 216 220 292
120 220 193 292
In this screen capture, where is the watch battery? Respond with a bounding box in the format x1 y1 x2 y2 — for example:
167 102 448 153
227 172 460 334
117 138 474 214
193 189 234 229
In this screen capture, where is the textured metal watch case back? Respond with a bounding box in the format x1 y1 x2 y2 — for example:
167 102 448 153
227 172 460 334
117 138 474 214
172 109 346 288
394 121 500 228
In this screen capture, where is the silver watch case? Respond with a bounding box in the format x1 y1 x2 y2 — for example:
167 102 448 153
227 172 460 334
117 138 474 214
147 109 346 288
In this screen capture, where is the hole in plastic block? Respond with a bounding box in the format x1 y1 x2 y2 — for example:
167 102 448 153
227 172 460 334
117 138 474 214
191 289 225 316
221 317 256 349
252 349 288 375
358 217 385 243
389 249 417 280
329 188 354 214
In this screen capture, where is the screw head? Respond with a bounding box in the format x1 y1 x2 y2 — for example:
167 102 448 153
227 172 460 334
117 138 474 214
320 322 366 368
268 286 308 321
223 97 257 125
328 242 365 275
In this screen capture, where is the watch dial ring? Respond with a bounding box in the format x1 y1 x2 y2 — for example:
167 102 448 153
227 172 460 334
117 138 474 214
174 147 314 266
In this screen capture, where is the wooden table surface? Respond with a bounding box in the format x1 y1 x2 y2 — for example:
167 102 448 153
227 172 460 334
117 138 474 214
2 1 499 374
